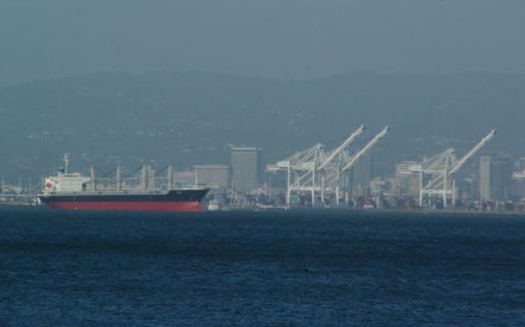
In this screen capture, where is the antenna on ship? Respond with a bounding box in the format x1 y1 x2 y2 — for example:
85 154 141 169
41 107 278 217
63 153 70 174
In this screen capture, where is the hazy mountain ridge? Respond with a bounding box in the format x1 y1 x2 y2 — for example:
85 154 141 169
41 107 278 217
1 72 524 179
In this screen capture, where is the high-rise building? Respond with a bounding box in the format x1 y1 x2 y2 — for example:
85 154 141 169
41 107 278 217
479 156 512 201
230 147 259 193
193 164 230 189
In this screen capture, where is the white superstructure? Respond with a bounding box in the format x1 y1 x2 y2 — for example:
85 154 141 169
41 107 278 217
42 154 90 195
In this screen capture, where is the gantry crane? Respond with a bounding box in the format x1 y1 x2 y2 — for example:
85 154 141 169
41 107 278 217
267 125 365 206
267 125 390 207
418 130 495 207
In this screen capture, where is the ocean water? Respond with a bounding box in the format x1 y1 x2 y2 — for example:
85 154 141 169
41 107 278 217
1 207 525 326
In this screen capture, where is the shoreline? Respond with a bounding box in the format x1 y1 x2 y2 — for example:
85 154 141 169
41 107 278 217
2 203 525 216
223 205 525 216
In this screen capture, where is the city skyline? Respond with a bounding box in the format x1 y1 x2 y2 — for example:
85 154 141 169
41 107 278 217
5 129 525 211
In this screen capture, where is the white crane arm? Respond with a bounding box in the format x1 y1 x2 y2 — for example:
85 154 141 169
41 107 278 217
318 125 365 170
449 130 495 175
342 126 390 171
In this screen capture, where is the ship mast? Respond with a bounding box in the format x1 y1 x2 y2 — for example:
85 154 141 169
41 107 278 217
63 153 70 174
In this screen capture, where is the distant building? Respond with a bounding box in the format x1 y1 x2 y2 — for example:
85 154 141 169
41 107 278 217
369 177 392 196
479 156 512 201
174 171 194 186
231 147 259 193
193 165 230 189
395 161 419 197
511 171 525 200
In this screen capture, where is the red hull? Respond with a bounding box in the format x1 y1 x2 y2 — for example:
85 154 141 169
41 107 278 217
45 201 204 212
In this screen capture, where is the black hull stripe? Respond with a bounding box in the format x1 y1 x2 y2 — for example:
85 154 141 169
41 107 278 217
40 189 208 203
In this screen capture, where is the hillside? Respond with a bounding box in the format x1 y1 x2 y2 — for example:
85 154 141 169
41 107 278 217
1 72 524 179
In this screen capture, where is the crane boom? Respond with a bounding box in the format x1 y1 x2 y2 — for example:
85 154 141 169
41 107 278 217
449 130 495 175
318 125 365 170
342 126 390 171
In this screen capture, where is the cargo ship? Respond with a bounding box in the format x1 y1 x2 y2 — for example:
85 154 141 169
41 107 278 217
38 155 209 212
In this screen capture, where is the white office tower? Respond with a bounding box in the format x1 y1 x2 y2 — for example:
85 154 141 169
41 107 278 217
479 156 512 201
231 147 259 193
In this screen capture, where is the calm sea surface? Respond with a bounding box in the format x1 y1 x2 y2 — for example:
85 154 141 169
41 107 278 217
1 207 525 326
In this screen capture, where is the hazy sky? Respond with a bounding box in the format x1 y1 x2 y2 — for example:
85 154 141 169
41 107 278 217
1 0 524 85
